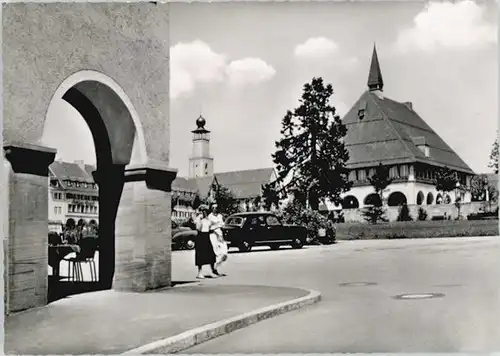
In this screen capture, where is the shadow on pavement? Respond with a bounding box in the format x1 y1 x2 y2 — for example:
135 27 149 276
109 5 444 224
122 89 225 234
48 276 103 303
228 246 309 254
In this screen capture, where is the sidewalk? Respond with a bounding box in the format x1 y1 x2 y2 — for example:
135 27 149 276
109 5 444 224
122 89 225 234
5 282 314 355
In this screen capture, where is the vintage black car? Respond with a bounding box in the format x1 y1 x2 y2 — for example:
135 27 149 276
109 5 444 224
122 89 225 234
222 212 307 252
171 220 198 250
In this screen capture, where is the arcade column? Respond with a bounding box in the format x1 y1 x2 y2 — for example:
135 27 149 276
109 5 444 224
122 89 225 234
3 143 56 314
113 163 177 292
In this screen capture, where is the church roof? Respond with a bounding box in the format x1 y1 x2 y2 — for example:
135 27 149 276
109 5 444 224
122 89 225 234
342 46 474 175
188 175 217 199
214 168 276 199
343 90 474 174
172 176 198 192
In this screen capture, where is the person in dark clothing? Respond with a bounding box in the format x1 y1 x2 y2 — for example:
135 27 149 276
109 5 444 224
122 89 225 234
194 205 217 279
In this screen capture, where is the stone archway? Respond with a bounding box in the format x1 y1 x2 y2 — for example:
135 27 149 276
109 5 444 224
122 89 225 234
388 192 407 207
2 3 175 314
426 192 434 205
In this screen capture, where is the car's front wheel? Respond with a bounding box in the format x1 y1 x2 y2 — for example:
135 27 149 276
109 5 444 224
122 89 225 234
185 239 195 250
291 238 304 249
239 240 252 252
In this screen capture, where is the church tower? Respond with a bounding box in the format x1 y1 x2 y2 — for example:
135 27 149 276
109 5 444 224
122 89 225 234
189 115 214 178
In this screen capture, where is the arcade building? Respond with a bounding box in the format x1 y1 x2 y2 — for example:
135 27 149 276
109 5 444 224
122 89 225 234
333 46 475 211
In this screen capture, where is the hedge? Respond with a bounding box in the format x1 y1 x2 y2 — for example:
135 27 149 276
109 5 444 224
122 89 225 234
336 219 499 240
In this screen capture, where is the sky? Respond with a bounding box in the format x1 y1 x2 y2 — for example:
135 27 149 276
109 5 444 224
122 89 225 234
42 0 498 177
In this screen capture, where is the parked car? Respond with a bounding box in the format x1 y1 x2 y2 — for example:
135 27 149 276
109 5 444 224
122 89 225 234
172 220 198 250
222 212 308 252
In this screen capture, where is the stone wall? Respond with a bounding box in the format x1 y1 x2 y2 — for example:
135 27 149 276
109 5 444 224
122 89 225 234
2 2 170 164
342 201 494 223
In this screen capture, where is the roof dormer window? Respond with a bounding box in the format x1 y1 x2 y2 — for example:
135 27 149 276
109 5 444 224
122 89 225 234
358 100 367 120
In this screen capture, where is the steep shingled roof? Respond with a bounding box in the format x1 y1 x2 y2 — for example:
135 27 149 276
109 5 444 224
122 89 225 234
50 161 95 182
342 91 474 174
342 46 474 175
214 168 276 199
49 161 98 194
189 175 217 199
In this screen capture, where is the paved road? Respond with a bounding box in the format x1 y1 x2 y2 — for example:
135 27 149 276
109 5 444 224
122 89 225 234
172 236 500 353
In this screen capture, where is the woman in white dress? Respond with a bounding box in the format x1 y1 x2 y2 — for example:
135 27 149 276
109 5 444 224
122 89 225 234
208 204 228 276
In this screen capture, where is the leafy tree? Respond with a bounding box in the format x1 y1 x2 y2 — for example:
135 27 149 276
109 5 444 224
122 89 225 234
261 182 280 210
486 180 498 213
488 133 498 174
435 167 458 203
272 77 352 211
191 194 202 210
362 163 392 224
361 206 387 224
470 174 488 201
211 183 240 217
252 196 262 212
368 163 393 204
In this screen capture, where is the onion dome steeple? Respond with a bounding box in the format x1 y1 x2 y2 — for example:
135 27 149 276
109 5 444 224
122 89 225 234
192 114 210 134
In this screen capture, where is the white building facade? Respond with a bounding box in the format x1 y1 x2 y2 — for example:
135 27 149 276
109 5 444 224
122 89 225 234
48 160 99 229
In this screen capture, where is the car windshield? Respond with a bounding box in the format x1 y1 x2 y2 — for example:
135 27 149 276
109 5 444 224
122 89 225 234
225 217 244 226
172 221 178 229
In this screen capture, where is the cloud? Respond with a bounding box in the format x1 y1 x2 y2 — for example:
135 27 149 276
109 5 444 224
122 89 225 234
294 37 339 59
226 58 276 87
170 41 275 99
394 0 497 53
170 40 227 99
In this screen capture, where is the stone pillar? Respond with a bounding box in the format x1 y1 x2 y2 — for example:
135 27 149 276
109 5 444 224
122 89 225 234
92 165 126 290
3 143 56 314
113 163 177 292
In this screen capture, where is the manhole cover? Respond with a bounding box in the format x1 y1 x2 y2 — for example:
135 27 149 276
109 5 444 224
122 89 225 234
339 282 378 287
393 293 445 300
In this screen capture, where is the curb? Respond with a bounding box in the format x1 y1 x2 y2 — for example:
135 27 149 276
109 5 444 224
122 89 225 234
122 288 322 354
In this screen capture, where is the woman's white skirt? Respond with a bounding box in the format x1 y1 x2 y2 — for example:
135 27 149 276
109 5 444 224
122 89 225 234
210 233 228 263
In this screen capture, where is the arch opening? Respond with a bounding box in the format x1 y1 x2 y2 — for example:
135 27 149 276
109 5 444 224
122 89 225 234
342 195 359 209
426 192 434 205
387 192 407 207
416 191 424 205
43 71 145 302
364 193 382 207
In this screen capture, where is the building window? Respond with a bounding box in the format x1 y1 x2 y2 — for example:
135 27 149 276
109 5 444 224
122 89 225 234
400 165 409 177
357 169 366 181
54 207 58 215
389 166 399 178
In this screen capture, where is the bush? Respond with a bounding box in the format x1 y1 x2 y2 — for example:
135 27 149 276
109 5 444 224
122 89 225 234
467 211 499 220
417 207 428 221
277 200 335 243
397 204 413 221
336 219 499 240
361 206 387 224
